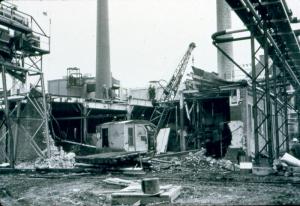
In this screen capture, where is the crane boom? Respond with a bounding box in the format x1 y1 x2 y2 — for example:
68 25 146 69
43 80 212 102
150 42 196 151
161 42 196 102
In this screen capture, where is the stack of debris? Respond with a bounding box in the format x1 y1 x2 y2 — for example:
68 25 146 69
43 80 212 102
273 152 300 176
148 148 239 173
16 138 75 169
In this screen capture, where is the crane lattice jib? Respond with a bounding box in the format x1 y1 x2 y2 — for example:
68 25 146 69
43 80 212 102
161 42 196 102
149 42 196 152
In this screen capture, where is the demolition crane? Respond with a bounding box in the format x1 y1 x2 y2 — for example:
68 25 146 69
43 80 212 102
150 42 196 147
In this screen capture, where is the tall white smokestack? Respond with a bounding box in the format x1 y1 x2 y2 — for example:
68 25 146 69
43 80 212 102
96 0 111 99
216 0 234 80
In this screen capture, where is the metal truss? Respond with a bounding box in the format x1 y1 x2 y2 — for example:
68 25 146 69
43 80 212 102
0 2 50 168
211 0 300 165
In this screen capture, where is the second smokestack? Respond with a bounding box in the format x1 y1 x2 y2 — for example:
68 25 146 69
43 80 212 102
96 0 111 99
216 0 234 81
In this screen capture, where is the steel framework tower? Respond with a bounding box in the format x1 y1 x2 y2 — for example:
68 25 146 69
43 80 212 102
212 0 300 165
0 2 50 168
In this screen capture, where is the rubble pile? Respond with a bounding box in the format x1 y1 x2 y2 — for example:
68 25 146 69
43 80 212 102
16 139 75 169
273 152 300 176
150 148 239 173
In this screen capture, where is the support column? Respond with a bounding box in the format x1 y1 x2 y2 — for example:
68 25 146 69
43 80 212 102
251 31 259 165
40 70 51 158
273 65 280 158
175 105 178 142
284 70 289 152
83 106 88 143
180 91 185 151
264 24 274 165
13 102 21 162
2 66 14 168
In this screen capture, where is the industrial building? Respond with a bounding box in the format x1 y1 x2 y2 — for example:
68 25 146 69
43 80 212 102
0 1 300 204
0 0 299 167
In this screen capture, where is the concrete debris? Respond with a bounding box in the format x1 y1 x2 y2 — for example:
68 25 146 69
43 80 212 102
111 181 181 205
16 139 75 169
274 153 300 176
103 177 139 187
281 153 300 167
150 148 239 173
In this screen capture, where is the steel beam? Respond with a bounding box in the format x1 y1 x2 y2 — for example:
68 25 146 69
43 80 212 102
273 65 280 158
284 70 289 152
251 32 259 164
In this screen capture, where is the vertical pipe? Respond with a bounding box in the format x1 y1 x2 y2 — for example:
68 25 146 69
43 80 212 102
2 67 14 168
96 0 111 99
251 31 259 165
180 91 185 151
264 24 274 165
216 0 234 80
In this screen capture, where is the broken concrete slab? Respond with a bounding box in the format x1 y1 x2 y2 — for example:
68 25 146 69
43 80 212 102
281 153 300 167
111 184 181 205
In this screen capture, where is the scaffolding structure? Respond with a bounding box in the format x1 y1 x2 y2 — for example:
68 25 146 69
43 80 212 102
212 0 300 165
0 2 50 168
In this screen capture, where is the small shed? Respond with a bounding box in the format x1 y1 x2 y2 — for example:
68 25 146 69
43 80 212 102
96 120 155 152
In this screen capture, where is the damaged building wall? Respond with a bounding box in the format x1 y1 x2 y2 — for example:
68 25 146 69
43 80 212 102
230 86 287 158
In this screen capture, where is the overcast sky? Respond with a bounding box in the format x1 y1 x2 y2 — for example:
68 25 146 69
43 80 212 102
8 0 300 89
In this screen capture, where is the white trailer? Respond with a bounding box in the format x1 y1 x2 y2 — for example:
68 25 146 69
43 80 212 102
96 120 155 152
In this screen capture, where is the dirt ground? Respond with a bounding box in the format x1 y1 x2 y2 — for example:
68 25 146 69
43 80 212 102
0 170 300 206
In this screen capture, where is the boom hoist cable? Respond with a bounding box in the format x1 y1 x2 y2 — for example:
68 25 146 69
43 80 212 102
150 42 196 150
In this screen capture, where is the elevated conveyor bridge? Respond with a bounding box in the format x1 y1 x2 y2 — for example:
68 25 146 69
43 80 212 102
212 0 300 165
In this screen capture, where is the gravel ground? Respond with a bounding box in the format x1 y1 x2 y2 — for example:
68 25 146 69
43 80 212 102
0 170 300 206
1 149 299 205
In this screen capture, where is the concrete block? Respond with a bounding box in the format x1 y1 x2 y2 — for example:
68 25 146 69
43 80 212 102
240 162 252 174
141 178 160 195
111 184 181 205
